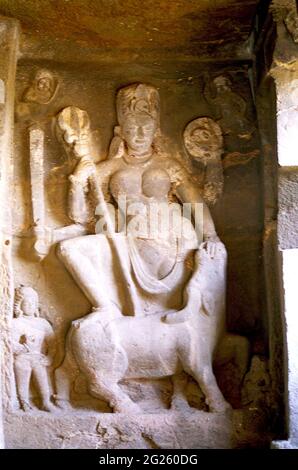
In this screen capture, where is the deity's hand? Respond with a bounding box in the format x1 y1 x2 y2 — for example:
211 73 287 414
200 235 222 259
33 225 53 260
71 158 96 185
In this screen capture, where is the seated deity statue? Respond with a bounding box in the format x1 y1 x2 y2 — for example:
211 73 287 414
52 83 230 414
56 84 221 318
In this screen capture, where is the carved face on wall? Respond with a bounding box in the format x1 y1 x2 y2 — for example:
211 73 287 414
37 76 52 93
21 297 38 317
121 115 157 155
14 286 39 318
23 69 58 105
213 76 232 94
183 117 223 165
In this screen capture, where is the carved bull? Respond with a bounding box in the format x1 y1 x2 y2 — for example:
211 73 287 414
55 244 232 413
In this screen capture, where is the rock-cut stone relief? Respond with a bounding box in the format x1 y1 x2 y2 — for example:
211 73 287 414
47 83 231 414
203 74 255 150
183 117 224 205
11 286 56 412
16 69 59 122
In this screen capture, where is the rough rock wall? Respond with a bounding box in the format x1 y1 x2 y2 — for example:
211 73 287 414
0 16 19 448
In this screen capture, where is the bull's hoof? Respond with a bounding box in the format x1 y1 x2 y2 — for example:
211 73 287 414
171 397 190 412
209 400 232 414
112 400 141 414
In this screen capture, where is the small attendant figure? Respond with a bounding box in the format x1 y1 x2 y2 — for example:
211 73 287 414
12 286 56 412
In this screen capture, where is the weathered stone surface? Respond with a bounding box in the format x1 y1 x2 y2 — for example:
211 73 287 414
273 70 298 167
0 16 19 449
0 0 260 62
269 2 298 448
272 250 298 449
278 168 298 250
4 409 274 449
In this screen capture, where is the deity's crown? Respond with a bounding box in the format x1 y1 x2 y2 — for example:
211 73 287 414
116 83 160 124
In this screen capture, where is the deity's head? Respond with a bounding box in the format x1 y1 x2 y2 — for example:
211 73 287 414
14 286 39 318
35 69 53 93
57 106 91 159
24 69 58 105
116 83 160 156
213 75 232 94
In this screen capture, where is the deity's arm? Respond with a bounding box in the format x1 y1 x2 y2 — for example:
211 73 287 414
170 159 219 242
68 176 89 225
175 182 218 241
11 325 26 355
67 159 116 226
51 159 118 246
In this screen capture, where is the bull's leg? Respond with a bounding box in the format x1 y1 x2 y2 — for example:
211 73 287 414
171 372 189 411
215 333 250 382
54 354 78 410
180 348 231 412
192 364 231 412
88 377 141 414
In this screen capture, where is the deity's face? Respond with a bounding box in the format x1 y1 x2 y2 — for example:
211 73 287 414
21 295 38 317
192 128 212 145
36 76 52 93
183 117 223 163
213 77 231 94
63 128 91 159
121 115 157 155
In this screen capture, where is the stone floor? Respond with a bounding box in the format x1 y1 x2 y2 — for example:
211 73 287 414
4 408 275 449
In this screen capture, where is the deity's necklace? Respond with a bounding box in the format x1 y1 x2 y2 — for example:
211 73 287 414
123 149 154 166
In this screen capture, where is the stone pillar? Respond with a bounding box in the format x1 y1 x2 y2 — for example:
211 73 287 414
0 17 19 449
270 0 298 449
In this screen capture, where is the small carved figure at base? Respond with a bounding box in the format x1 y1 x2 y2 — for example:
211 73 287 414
12 286 56 412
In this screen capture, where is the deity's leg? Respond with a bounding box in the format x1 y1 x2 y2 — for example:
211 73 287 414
57 234 138 316
57 234 116 309
32 364 53 412
163 251 202 324
14 359 33 411
171 372 189 410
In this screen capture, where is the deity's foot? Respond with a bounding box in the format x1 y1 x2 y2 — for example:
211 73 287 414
40 401 56 413
20 400 33 412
